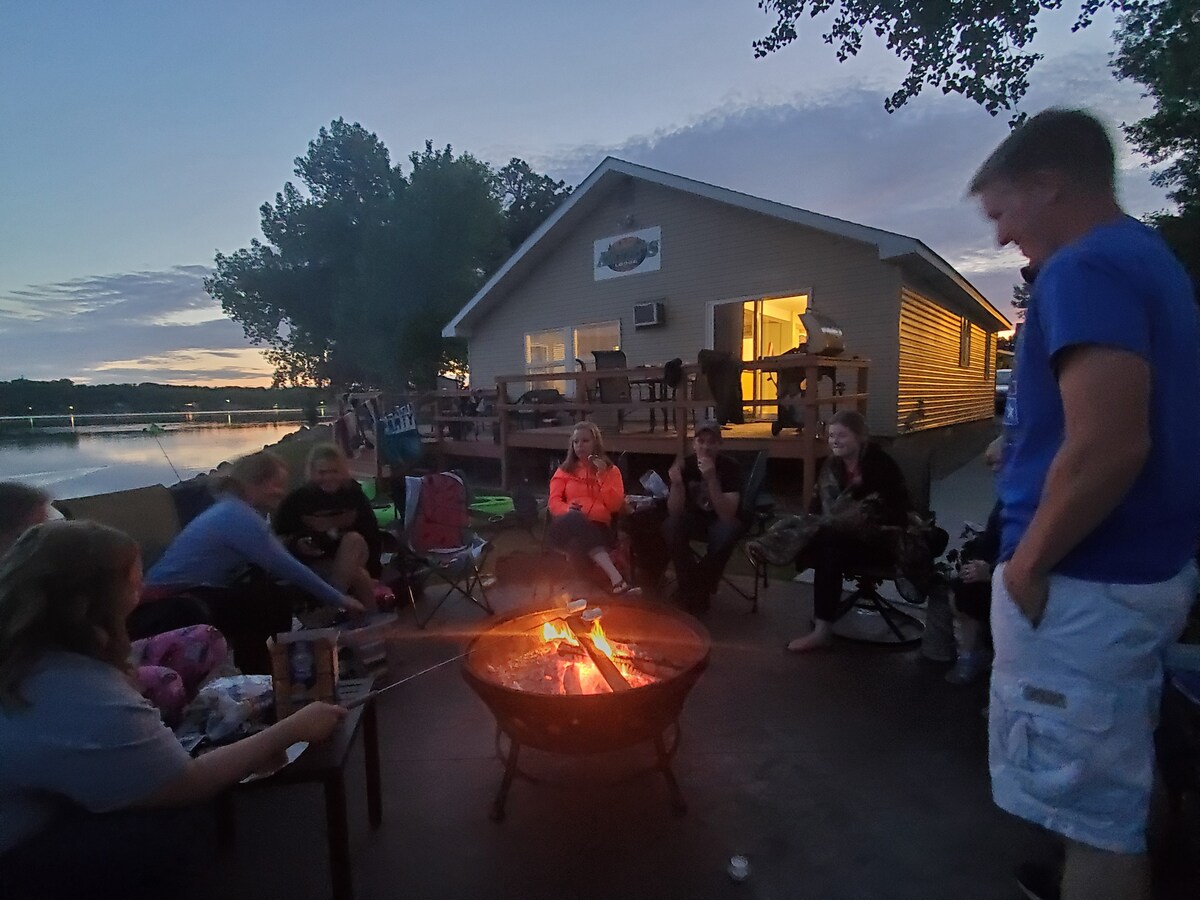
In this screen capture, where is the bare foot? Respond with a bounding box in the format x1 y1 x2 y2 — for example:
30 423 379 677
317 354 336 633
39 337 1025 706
785 622 833 652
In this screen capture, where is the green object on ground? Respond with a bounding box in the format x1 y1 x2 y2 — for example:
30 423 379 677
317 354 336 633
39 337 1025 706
469 495 514 518
372 504 397 528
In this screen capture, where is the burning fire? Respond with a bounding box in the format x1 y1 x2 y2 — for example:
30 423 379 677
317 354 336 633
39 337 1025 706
541 621 578 645
488 615 660 695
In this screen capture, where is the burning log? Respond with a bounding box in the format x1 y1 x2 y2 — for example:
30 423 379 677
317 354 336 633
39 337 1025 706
562 663 583 695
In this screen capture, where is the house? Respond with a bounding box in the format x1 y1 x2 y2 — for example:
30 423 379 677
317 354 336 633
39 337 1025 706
442 158 1010 437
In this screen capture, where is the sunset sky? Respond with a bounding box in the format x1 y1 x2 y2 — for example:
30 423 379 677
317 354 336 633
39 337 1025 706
0 2 1171 386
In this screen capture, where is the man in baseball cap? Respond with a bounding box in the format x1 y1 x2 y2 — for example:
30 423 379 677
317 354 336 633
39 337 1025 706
663 420 744 612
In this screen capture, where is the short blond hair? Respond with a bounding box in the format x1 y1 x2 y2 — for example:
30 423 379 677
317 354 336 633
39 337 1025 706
306 443 349 479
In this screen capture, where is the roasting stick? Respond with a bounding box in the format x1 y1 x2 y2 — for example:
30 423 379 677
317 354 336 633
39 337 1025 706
341 651 471 709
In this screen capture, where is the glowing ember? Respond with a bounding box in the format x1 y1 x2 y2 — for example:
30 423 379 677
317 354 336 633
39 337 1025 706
484 616 661 695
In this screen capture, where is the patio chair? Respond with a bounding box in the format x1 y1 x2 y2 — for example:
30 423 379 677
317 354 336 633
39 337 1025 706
540 452 633 588
396 470 494 629
673 451 772 612
592 349 641 431
830 450 942 644
704 450 771 612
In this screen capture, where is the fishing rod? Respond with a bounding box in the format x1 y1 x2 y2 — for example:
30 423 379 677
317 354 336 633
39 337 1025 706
143 423 182 482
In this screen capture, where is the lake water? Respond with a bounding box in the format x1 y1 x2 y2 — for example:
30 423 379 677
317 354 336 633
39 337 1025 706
0 422 307 499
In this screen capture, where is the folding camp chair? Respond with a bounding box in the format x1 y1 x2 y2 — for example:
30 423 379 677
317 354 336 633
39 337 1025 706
398 471 494 629
686 450 772 612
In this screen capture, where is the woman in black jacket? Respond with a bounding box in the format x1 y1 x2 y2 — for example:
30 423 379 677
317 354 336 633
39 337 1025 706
274 443 382 611
748 410 912 652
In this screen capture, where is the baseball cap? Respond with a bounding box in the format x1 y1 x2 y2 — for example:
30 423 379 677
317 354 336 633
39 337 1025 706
695 418 722 438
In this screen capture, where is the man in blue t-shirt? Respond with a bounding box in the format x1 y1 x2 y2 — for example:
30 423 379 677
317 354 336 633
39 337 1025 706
970 109 1200 900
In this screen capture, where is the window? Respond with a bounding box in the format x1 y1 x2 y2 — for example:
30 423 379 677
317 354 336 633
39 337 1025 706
524 328 568 393
574 320 621 364
958 318 971 368
523 320 622 395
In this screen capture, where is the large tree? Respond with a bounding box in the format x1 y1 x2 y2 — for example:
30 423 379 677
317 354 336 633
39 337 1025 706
1112 0 1200 280
207 122 568 389
497 158 573 250
754 1 1200 274
753 2 1130 117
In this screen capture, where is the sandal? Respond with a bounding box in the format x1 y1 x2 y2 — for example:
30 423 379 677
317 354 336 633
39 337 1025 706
610 580 641 596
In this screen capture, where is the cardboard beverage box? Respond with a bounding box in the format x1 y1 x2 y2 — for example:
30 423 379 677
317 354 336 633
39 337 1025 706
270 628 340 718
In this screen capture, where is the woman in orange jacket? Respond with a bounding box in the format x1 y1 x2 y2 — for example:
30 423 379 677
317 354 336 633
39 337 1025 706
548 422 636 594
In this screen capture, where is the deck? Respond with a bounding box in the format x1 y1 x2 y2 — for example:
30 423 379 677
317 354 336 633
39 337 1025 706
363 356 870 500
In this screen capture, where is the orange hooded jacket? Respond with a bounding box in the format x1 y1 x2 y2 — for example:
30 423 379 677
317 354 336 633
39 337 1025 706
548 461 625 525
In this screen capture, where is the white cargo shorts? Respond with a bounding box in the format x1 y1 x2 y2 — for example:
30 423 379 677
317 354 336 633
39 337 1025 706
988 561 1196 853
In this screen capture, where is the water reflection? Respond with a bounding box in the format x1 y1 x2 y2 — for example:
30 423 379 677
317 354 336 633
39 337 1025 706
0 423 307 498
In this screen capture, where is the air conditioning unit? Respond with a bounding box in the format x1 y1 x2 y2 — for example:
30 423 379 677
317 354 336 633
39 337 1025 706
633 301 665 328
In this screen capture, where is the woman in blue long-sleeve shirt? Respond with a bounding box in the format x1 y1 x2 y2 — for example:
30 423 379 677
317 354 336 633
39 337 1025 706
134 451 364 671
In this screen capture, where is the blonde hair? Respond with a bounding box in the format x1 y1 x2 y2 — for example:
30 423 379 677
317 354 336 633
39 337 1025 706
562 421 609 472
211 450 288 498
306 443 350 480
0 521 140 709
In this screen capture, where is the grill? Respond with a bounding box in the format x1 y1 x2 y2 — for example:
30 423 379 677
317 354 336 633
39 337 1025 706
462 599 710 820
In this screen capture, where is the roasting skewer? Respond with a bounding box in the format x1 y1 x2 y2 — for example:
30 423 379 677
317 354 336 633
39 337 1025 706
341 651 471 709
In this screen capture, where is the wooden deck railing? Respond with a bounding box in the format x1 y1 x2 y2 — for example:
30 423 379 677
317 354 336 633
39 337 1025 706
380 355 868 501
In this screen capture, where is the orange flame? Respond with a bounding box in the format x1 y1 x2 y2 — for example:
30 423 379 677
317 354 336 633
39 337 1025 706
541 621 578 644
587 619 614 658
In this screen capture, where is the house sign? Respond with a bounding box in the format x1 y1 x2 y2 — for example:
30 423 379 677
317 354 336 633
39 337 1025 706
594 226 661 280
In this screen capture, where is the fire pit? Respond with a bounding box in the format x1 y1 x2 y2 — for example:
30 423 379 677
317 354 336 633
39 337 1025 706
462 599 710 820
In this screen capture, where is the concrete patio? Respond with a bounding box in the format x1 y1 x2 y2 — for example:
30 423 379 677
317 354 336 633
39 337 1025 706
202 458 1198 900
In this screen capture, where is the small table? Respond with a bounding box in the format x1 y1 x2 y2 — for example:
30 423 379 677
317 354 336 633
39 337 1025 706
217 676 381 900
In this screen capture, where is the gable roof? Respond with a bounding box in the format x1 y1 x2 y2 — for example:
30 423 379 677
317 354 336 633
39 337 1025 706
442 157 1010 337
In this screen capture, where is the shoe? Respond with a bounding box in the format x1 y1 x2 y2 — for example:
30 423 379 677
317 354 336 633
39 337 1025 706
1015 860 1061 900
609 580 641 596
945 650 992 685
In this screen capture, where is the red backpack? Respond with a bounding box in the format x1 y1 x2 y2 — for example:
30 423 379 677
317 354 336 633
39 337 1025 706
411 472 469 552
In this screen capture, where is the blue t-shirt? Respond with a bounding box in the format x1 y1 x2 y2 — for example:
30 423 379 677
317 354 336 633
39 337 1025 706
999 216 1200 583
0 653 191 853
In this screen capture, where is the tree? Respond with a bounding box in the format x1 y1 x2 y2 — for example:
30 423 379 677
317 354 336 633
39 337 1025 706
1112 0 1200 210
753 1 1200 281
753 1 1126 117
207 121 564 389
497 158 573 250
381 141 509 388
1011 280 1030 322
1111 1 1200 281
207 119 400 387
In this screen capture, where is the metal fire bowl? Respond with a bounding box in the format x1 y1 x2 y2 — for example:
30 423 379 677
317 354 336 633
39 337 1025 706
462 600 711 755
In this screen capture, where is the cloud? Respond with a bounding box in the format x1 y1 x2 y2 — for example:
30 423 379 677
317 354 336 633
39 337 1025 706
536 45 1171 318
0 266 273 384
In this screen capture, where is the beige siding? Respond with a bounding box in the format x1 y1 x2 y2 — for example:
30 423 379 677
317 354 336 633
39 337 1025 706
897 289 995 432
467 181 902 434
